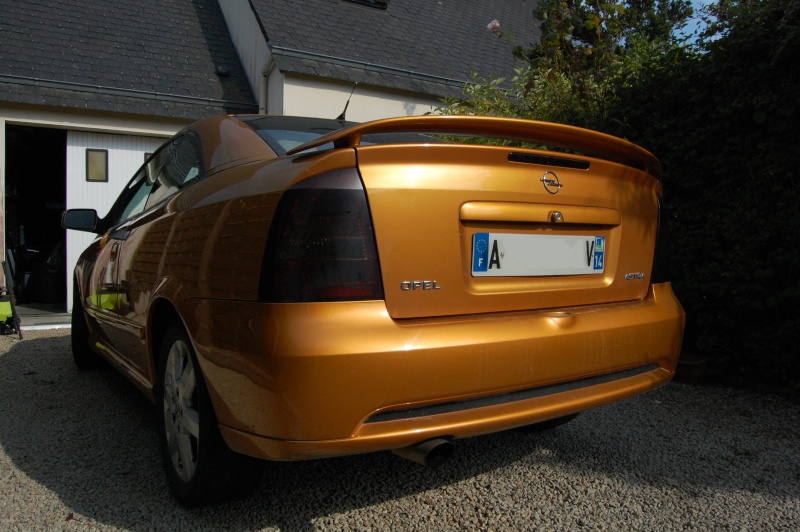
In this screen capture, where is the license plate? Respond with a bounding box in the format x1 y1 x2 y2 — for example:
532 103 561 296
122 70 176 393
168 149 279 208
472 233 605 277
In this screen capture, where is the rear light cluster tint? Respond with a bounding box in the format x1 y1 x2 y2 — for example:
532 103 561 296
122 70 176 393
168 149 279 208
651 195 672 284
260 169 384 302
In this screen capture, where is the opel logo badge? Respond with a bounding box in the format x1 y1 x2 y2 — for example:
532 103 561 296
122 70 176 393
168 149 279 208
540 171 563 194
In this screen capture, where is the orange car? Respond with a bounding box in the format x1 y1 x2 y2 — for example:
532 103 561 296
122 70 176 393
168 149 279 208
62 115 684 505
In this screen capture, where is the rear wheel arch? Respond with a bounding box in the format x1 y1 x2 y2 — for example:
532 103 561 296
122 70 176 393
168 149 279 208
154 316 264 505
147 298 184 376
146 299 222 428
147 297 225 421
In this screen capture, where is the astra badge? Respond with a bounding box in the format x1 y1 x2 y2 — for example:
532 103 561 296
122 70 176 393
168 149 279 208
624 272 646 280
540 171 563 194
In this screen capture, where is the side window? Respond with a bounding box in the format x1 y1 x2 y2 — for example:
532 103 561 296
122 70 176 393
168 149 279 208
105 168 154 228
145 134 204 210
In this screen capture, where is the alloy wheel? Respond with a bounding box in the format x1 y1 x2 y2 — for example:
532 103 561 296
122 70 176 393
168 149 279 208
162 339 200 482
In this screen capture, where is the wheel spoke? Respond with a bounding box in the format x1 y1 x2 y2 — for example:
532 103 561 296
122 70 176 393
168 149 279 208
165 412 180 444
166 344 181 386
182 405 200 439
177 429 197 479
178 356 196 399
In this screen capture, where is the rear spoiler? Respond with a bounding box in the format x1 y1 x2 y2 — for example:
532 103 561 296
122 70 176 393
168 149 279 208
286 115 662 179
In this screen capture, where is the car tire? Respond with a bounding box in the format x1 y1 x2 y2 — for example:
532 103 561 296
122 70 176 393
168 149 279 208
156 323 264 506
71 279 104 370
514 413 580 434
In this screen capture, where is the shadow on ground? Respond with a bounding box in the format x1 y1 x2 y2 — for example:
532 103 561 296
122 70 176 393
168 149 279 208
1 331 798 530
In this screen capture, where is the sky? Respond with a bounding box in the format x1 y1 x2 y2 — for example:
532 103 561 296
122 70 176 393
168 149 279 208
679 0 715 41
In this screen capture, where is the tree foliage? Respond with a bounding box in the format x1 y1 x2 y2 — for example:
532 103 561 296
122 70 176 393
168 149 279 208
619 0 800 393
441 0 693 130
440 0 800 394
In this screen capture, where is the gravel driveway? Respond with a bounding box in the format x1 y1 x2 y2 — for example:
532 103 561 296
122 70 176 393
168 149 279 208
1 329 798 530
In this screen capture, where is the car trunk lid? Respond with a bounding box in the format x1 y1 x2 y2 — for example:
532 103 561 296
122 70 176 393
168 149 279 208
288 117 663 320
358 143 660 319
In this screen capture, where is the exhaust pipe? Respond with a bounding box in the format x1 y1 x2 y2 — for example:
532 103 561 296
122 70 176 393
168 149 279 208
392 438 454 468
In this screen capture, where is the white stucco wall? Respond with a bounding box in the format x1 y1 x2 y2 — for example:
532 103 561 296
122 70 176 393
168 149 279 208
281 75 441 121
216 0 271 104
267 67 285 115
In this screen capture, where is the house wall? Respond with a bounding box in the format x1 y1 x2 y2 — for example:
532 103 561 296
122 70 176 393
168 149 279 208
216 1 450 120
217 0 271 102
0 108 182 138
65 131 166 310
282 75 441 121
267 67 285 115
0 106 181 309
0 118 6 272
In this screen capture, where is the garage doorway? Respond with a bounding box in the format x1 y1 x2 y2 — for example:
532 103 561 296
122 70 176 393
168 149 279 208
4 125 68 309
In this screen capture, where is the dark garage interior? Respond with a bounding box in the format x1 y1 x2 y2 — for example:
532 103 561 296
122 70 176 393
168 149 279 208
4 125 68 308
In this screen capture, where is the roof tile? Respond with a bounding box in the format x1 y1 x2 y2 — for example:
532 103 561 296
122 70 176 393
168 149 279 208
250 0 539 97
0 0 257 118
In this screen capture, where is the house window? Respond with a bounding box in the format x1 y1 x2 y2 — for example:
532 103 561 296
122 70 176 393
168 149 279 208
86 149 108 182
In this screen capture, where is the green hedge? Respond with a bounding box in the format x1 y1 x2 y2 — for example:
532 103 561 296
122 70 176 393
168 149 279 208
613 0 800 394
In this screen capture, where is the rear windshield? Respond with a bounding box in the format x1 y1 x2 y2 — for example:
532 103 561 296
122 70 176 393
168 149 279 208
240 115 439 156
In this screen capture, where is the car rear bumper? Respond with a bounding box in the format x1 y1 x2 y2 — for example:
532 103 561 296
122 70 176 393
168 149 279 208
186 283 684 461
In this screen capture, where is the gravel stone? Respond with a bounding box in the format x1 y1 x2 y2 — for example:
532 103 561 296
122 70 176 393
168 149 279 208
1 329 798 530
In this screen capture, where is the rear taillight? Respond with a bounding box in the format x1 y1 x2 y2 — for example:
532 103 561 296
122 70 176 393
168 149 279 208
259 168 384 302
651 195 671 284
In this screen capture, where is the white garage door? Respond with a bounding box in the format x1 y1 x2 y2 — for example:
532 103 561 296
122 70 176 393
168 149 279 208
65 131 167 311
